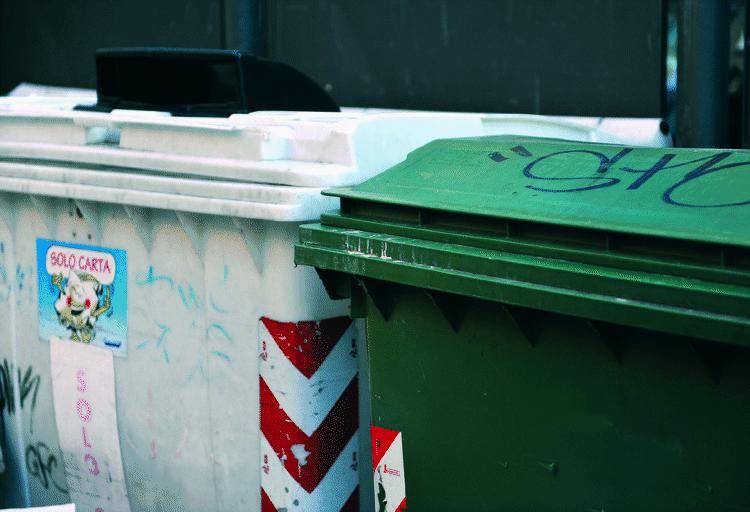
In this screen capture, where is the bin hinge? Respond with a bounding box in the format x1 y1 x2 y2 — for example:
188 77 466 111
122 205 153 251
175 211 206 257
587 320 629 364
315 268 351 300
424 290 468 332
502 304 544 347
231 218 266 275
350 279 368 318
357 277 397 321
72 199 101 242
0 193 18 233
690 338 736 384
29 195 59 237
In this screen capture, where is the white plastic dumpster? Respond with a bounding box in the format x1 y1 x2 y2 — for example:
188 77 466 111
0 93 670 512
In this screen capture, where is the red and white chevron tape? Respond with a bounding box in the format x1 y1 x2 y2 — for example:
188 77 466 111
260 317 359 512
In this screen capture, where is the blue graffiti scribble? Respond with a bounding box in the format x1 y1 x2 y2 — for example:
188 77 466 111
136 322 172 363
186 363 208 383
130 265 241 379
209 295 230 314
0 263 7 303
155 323 171 348
186 354 231 383
177 284 201 310
206 323 233 343
12 264 34 305
206 265 232 313
16 265 25 291
135 266 175 289
0 242 6 302
211 351 231 362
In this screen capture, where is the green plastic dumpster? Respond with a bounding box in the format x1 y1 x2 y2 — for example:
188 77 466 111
295 135 750 512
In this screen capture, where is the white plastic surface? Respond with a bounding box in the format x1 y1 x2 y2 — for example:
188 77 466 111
0 94 670 512
0 97 670 221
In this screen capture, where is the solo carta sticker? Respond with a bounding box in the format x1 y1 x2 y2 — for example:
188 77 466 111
37 239 128 356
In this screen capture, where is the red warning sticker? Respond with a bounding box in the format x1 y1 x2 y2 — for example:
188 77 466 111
371 425 407 512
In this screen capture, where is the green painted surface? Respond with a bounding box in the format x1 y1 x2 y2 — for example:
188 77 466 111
294 135 750 510
328 136 750 248
365 289 750 511
317 211 750 287
296 224 750 347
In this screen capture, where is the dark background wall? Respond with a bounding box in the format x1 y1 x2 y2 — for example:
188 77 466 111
0 0 665 118
266 0 665 117
0 0 225 93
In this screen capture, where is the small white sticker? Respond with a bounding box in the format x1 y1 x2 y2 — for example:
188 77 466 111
372 426 407 512
50 338 130 512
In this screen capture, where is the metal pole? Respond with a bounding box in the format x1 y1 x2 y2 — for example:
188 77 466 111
744 0 750 148
223 0 266 55
676 0 730 147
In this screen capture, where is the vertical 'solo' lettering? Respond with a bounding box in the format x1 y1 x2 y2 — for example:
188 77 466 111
76 369 103 510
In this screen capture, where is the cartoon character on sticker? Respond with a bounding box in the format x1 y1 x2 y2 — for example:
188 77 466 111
51 271 111 344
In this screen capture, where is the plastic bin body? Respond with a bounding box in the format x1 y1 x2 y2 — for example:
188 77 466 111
357 290 750 511
295 136 750 512
1 206 340 511
0 96 668 512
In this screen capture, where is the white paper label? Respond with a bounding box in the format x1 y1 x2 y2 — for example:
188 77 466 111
50 338 130 512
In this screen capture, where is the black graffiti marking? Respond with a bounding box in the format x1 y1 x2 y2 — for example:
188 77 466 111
0 359 40 414
619 152 732 194
489 147 750 208
26 442 68 493
0 359 41 433
510 145 532 157
620 153 677 190
522 148 633 193
488 151 508 163
663 155 750 208
377 481 388 512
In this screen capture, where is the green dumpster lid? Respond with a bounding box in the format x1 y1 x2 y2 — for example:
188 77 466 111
297 136 750 347
327 135 750 248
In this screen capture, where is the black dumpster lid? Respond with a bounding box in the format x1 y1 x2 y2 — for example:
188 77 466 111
76 48 339 117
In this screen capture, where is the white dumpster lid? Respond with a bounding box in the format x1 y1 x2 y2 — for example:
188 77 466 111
0 94 670 221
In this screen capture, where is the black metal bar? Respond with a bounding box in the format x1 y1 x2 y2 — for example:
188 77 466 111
676 0 730 147
247 0 267 56
744 0 750 148
222 0 266 55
